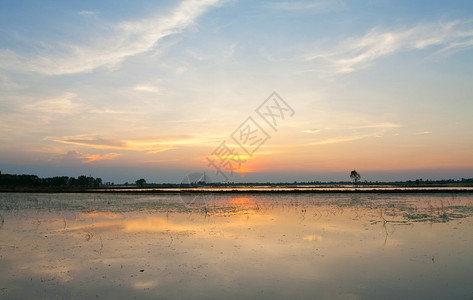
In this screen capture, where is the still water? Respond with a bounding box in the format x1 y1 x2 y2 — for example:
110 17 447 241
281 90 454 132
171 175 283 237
1 193 472 299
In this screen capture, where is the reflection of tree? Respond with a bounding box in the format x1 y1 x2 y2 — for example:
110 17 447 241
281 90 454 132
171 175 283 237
349 194 364 205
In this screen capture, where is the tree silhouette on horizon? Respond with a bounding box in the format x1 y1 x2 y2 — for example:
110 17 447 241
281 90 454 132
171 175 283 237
350 170 361 185
136 178 146 187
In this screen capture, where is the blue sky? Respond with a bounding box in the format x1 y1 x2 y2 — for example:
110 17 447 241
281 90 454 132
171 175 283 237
1 0 473 183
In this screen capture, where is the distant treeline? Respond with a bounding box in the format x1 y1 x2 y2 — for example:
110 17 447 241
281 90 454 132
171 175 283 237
0 173 102 188
402 178 473 185
1 171 472 188
115 178 473 186
171 178 473 186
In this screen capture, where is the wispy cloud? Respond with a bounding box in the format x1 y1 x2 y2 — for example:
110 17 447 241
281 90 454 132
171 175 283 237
302 122 402 145
332 123 402 130
23 92 83 114
21 92 146 117
0 0 225 75
133 84 163 94
50 135 203 154
262 1 345 12
415 131 432 135
62 150 120 163
223 43 237 60
304 20 473 74
186 49 210 61
78 10 98 16
0 72 22 90
144 159 180 163
301 129 320 133
308 134 375 145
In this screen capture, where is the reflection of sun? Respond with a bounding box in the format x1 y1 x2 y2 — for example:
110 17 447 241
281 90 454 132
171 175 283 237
229 197 254 206
210 197 259 216
303 235 323 241
228 197 255 208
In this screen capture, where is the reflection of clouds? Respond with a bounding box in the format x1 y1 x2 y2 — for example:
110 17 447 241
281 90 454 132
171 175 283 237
61 212 203 233
64 214 271 233
64 216 193 233
133 280 159 289
17 261 73 283
303 235 323 241
123 217 189 232
79 211 121 219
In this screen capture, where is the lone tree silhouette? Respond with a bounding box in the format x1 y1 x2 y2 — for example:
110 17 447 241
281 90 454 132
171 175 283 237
350 170 361 185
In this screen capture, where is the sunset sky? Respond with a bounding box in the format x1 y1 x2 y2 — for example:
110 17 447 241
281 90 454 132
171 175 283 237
1 0 472 183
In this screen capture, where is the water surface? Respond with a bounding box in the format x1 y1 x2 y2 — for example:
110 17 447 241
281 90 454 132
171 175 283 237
1 193 472 299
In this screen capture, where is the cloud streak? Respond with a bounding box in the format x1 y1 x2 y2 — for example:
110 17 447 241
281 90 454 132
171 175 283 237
78 10 98 16
262 1 345 12
0 0 224 75
301 129 320 134
51 135 205 154
304 19 473 74
303 122 402 145
62 150 120 163
23 92 82 114
133 84 163 94
415 131 432 135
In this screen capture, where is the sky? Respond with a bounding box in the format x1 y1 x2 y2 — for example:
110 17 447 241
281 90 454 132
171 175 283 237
1 0 473 184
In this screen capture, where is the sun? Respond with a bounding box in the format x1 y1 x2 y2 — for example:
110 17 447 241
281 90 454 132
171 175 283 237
240 174 245 178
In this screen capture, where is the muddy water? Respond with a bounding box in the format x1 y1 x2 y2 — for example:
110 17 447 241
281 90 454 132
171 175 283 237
1 193 472 299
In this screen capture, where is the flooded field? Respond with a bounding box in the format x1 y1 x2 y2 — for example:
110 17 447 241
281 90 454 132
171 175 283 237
1 193 472 299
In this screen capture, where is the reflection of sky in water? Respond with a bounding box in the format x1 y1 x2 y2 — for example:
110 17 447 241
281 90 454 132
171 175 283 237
0 193 472 299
